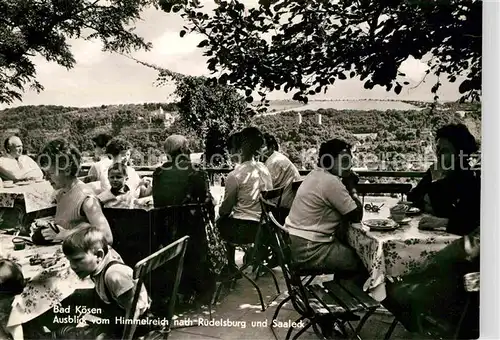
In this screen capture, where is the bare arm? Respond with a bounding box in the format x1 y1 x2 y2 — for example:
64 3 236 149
81 196 113 244
218 175 238 217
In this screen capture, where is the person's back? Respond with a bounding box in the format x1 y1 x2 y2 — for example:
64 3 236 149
153 160 208 207
285 168 356 242
226 160 272 222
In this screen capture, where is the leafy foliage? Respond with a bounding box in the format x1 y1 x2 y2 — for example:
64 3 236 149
129 56 254 165
0 101 481 171
160 0 481 104
0 0 155 104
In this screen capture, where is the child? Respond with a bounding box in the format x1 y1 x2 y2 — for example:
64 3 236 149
97 163 151 208
61 226 151 338
0 259 25 340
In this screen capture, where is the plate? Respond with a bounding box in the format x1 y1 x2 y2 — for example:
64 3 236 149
35 179 46 183
3 184 15 188
363 219 399 231
17 181 32 186
406 207 421 215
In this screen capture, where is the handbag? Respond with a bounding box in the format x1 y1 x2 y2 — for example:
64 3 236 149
200 205 228 276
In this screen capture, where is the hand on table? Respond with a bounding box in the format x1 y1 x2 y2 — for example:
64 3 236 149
418 216 448 231
41 225 68 242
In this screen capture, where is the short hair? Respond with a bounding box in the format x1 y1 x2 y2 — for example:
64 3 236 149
62 226 109 257
92 134 113 149
263 133 279 151
163 135 189 157
38 138 81 176
107 162 127 176
0 259 25 295
435 123 478 156
106 137 131 157
240 127 264 156
318 139 352 169
3 136 20 151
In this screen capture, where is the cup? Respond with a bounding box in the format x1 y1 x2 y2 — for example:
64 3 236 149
464 272 479 292
12 238 26 251
390 204 408 223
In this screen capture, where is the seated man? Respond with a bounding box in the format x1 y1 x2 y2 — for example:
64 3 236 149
285 139 365 282
0 136 43 181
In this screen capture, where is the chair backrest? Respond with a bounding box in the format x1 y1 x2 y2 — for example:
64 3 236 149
152 203 209 246
259 187 285 224
262 210 315 317
292 180 303 193
122 236 190 340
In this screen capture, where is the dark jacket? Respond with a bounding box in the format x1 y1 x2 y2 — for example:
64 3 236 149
407 167 480 236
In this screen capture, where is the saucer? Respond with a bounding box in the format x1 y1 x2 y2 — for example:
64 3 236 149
397 217 411 224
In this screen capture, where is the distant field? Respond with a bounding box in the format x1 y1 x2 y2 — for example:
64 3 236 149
261 100 422 115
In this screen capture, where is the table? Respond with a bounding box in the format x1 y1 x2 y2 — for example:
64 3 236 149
347 196 461 302
0 182 56 213
0 235 93 340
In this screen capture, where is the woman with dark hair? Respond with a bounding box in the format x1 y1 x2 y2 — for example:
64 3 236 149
36 138 112 244
217 127 272 272
407 123 480 235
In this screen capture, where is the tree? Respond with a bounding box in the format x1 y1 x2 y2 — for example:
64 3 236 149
0 0 154 104
160 0 481 104
125 57 254 166
162 75 252 166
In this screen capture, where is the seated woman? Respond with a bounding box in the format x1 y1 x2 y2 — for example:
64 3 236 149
153 135 213 208
407 124 480 235
36 138 113 244
152 135 224 304
217 127 273 272
100 137 147 195
384 227 479 339
285 139 365 282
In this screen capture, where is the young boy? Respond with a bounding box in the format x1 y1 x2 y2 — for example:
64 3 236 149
97 163 152 208
61 226 150 338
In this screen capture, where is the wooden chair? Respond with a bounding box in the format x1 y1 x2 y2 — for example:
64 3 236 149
122 236 189 340
264 211 380 340
291 180 303 193
152 203 219 319
213 187 284 311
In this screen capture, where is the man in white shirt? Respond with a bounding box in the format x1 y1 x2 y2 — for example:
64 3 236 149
285 139 365 280
261 133 301 223
0 136 44 181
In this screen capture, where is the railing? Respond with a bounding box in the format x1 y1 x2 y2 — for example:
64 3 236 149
78 164 426 183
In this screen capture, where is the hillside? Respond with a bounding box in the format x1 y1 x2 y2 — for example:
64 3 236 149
0 101 481 170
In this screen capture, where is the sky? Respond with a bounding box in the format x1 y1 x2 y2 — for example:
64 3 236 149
1 7 463 109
